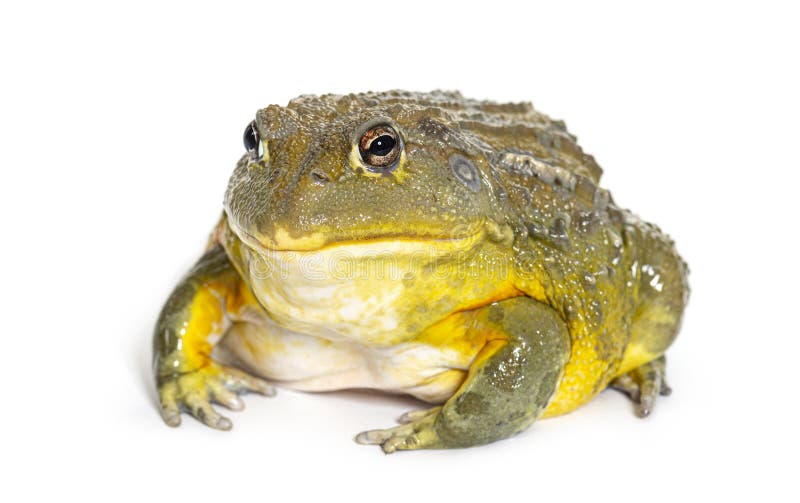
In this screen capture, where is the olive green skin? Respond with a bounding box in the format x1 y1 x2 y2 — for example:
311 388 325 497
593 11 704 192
153 91 689 450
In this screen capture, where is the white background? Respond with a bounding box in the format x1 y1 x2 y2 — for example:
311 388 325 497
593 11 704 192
1 1 797 501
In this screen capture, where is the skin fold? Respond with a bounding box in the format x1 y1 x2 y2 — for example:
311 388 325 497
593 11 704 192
153 91 689 451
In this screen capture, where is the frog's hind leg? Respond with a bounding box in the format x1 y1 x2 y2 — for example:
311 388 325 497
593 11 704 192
610 355 670 417
612 223 687 418
355 297 571 453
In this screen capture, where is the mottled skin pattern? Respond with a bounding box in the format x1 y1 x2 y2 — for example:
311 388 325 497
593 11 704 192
153 91 689 451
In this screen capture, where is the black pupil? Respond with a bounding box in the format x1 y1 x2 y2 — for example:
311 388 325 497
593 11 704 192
369 135 396 157
243 123 259 154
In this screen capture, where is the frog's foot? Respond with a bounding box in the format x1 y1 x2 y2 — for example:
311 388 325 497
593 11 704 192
610 355 670 418
157 363 275 430
355 407 443 454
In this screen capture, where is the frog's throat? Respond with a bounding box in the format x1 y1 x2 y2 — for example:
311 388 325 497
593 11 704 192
230 219 515 346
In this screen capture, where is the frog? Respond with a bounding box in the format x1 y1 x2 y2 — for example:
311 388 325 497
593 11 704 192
152 90 689 452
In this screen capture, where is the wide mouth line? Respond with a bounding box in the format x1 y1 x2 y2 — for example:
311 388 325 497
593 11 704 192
233 223 486 255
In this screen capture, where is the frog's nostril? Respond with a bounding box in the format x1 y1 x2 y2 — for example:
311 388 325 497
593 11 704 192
309 169 331 184
266 167 283 184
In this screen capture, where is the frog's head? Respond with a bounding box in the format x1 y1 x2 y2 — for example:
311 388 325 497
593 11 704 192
224 91 504 252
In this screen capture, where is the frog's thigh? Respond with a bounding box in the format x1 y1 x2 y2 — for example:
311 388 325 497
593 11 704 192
435 297 570 447
357 297 571 452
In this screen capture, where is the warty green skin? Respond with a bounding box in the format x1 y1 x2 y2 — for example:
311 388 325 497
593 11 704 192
153 90 689 451
426 299 570 449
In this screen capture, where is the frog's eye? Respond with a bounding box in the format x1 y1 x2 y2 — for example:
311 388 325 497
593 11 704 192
243 120 263 161
358 125 402 171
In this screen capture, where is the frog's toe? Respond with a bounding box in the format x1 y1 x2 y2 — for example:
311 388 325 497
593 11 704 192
396 406 440 424
157 382 182 427
218 366 276 397
207 379 245 411
355 411 442 453
610 373 640 401
659 378 672 396
183 391 233 430
610 355 670 417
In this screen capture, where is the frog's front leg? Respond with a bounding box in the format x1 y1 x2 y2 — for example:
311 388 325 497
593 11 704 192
153 244 274 430
356 297 570 452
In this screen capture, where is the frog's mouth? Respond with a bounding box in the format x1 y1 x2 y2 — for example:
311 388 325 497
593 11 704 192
230 218 492 256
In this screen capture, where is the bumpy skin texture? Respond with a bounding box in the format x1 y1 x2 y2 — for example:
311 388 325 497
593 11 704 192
153 91 689 451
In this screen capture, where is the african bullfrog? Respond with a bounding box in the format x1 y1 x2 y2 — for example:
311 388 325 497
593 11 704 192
153 90 689 452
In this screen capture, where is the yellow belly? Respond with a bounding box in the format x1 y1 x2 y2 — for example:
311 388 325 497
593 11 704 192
217 317 471 403
225 231 624 418
221 234 524 401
